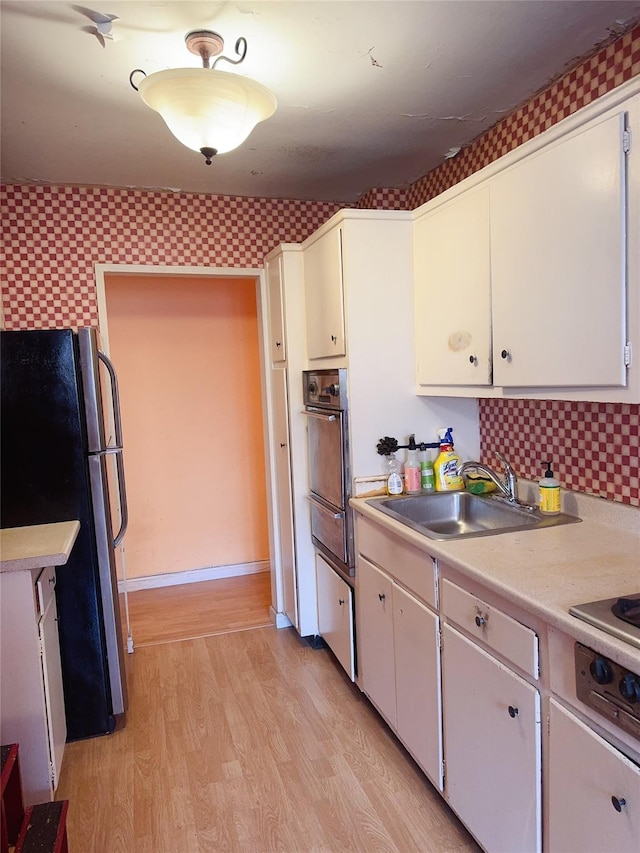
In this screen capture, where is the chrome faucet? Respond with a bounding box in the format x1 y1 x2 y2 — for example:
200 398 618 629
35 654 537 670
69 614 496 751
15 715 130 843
457 452 519 503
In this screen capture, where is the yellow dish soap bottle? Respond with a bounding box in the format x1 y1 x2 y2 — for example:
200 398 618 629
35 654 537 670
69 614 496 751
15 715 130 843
434 428 464 492
539 462 561 515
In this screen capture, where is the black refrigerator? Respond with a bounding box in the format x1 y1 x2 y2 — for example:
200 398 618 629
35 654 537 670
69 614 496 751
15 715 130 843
1 328 129 740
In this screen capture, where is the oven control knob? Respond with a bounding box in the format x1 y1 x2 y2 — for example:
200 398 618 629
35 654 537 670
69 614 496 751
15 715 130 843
590 657 613 685
323 383 339 397
619 674 640 703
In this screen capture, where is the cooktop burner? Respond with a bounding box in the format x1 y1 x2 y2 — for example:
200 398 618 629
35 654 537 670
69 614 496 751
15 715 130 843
570 593 640 651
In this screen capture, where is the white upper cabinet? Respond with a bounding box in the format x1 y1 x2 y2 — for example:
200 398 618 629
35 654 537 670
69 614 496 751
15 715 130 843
413 82 640 402
414 186 491 386
303 225 346 359
491 111 627 388
267 253 287 363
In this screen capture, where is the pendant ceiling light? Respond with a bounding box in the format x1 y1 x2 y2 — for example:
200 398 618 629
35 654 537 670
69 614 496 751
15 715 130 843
130 30 277 165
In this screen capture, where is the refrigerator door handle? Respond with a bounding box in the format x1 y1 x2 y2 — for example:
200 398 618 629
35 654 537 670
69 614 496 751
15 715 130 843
98 350 129 548
98 350 124 447
113 448 128 547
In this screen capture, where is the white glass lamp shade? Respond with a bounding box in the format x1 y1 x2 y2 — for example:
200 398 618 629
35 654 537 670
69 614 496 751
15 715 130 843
138 68 277 155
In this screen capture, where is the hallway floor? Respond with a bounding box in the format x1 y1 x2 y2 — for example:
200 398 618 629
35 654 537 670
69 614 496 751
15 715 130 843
122 571 273 647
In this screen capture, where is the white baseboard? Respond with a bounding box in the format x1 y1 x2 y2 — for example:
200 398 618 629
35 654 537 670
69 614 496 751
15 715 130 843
270 605 293 629
118 560 270 593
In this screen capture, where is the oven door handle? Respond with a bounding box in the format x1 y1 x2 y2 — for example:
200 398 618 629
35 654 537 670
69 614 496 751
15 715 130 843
302 410 337 422
306 495 342 519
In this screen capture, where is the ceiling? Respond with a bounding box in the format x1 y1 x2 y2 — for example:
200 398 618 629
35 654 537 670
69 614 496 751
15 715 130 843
2 1 640 203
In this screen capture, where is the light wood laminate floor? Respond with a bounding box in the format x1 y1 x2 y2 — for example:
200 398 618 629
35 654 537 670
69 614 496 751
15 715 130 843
58 579 480 852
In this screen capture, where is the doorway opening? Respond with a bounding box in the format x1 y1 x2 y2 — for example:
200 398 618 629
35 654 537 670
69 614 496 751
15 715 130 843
95 264 274 647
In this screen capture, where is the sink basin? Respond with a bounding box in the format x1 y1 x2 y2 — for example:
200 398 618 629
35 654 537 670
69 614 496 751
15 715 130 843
365 492 581 540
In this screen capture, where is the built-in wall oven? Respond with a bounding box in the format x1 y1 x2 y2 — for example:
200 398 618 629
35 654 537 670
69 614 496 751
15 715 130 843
303 368 354 583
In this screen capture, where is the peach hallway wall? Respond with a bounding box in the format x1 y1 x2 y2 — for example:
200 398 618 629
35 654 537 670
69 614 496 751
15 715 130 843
105 273 268 579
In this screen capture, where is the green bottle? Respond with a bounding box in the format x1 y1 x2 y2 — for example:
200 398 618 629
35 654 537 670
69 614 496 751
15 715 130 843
419 443 435 493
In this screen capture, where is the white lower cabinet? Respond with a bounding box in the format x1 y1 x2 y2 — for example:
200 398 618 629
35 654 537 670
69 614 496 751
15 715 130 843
316 553 355 681
393 581 442 787
38 570 66 792
358 557 396 724
0 564 66 805
441 623 541 853
358 554 443 789
354 511 640 853
547 699 640 853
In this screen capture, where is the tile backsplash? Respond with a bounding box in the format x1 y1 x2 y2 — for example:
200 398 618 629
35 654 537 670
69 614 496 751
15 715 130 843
2 26 639 507
480 399 639 507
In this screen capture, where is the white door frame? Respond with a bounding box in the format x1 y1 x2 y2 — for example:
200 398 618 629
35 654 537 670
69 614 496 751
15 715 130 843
93 262 284 627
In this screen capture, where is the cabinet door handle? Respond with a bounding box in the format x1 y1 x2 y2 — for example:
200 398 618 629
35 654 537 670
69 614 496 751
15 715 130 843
508 705 519 718
378 593 386 602
611 796 627 812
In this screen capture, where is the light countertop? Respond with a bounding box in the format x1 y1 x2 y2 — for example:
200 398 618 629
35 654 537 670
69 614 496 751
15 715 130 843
0 521 81 573
351 489 640 673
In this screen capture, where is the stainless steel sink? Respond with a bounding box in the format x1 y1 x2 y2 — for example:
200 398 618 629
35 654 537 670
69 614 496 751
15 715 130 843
365 492 581 540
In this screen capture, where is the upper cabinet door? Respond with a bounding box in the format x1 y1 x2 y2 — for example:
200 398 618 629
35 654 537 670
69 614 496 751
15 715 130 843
267 254 286 363
414 186 492 386
304 226 346 360
491 111 628 388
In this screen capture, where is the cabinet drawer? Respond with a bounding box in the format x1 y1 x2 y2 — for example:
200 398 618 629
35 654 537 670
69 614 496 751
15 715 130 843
356 516 436 608
36 565 56 617
441 578 538 678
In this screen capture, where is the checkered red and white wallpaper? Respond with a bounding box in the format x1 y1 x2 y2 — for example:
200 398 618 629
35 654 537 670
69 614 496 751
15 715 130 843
0 188 343 328
2 26 639 506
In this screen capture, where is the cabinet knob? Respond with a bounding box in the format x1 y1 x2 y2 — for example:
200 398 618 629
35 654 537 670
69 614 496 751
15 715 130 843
331 335 337 344
338 598 345 606
279 442 286 448
48 576 56 584
611 796 627 812
500 349 511 361
378 593 386 602
469 355 477 365
508 705 519 718
475 615 486 628
275 341 281 348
